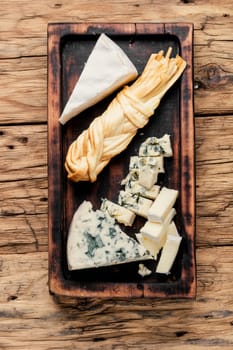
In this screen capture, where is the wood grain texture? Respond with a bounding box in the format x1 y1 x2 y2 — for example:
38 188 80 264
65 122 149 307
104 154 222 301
0 247 233 349
1 0 233 348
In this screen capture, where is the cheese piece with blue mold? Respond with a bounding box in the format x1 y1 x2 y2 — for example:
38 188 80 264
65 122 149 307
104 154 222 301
67 201 151 271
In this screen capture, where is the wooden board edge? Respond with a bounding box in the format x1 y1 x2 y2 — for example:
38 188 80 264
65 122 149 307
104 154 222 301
165 23 196 298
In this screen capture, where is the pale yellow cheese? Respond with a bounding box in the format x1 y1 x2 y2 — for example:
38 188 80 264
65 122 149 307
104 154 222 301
148 187 178 223
140 208 176 243
156 234 182 274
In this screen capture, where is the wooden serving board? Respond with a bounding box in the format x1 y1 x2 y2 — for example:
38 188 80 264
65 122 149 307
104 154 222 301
47 22 195 298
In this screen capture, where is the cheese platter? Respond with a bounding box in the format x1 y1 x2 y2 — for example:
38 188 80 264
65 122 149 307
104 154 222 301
48 23 195 298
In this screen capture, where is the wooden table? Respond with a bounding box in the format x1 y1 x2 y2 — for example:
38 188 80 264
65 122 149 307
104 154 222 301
1 1 233 349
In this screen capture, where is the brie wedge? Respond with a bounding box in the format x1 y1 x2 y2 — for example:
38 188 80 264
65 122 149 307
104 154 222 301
59 33 138 124
67 201 151 270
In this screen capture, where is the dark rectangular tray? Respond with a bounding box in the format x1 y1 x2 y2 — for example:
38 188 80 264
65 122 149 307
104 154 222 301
48 22 195 298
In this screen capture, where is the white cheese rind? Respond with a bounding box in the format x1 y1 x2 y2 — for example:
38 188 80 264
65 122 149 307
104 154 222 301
100 198 136 226
148 187 178 223
156 234 182 274
67 201 151 271
59 33 138 125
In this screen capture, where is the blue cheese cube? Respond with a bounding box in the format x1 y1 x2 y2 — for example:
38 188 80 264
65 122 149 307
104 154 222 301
100 198 136 226
118 190 153 218
140 208 176 244
139 134 173 158
136 233 160 259
121 170 160 200
138 157 159 189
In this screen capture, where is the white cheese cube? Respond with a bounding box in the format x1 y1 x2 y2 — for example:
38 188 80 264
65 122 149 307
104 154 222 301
138 169 158 189
138 263 152 277
140 208 176 244
100 198 136 226
129 155 164 173
156 234 182 274
136 233 160 259
118 190 153 218
148 187 178 223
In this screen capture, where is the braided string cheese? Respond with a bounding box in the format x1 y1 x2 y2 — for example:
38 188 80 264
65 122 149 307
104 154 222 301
65 48 186 182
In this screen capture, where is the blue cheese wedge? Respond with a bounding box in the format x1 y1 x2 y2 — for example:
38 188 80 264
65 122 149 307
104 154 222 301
148 187 178 223
100 198 136 226
67 201 151 270
156 234 182 274
118 190 153 218
139 134 173 158
59 33 138 124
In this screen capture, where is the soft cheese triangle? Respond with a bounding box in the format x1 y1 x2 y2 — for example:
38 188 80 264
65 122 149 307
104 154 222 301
59 33 138 125
67 201 151 270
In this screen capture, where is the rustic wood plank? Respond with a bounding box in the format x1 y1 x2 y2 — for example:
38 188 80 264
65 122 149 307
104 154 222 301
0 124 47 181
195 116 233 246
0 124 48 253
0 247 233 349
0 178 47 254
0 57 47 124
